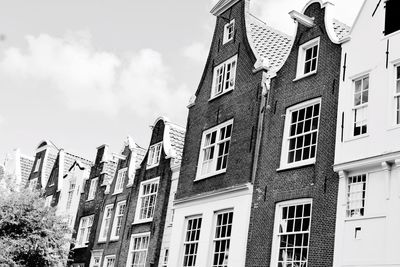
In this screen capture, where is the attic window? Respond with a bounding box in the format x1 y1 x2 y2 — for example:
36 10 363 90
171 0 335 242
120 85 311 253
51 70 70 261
295 37 320 80
210 55 238 99
223 19 235 44
385 0 400 36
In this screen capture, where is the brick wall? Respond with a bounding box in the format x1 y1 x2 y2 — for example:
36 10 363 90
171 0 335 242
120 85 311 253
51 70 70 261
176 0 263 200
246 3 342 266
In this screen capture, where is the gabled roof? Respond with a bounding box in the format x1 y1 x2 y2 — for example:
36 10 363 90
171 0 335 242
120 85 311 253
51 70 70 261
246 13 293 73
64 152 92 175
168 123 186 165
332 18 351 41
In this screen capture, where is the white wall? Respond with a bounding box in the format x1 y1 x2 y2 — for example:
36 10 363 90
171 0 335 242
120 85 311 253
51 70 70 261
335 0 400 166
168 185 252 267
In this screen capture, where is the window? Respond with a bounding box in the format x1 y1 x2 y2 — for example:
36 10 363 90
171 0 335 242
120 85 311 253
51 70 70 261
395 66 400 124
347 174 367 217
385 0 400 36
72 264 85 267
45 195 52 207
211 55 237 98
147 142 162 169
296 38 319 79
135 178 159 223
280 99 321 169
29 178 38 190
76 215 94 247
90 250 103 267
197 120 233 179
353 76 369 136
271 200 312 267
182 216 202 267
223 19 235 44
87 177 98 201
34 157 41 173
99 204 113 242
127 233 150 267
111 201 126 240
212 211 233 267
161 248 169 267
103 255 116 267
66 181 76 210
114 168 127 194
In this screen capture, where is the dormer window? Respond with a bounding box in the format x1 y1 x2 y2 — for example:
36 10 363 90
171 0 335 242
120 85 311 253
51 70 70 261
296 37 320 80
223 19 235 44
385 0 400 36
211 55 237 99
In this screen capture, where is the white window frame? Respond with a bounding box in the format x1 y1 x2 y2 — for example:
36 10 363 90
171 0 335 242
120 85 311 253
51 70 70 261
72 264 85 267
126 232 150 267
196 119 234 180
223 19 235 44
98 204 113 243
346 174 367 218
103 255 116 267
110 200 126 240
210 55 238 99
147 142 162 169
45 195 52 207
279 98 321 170
89 250 103 267
66 181 76 210
29 178 38 191
134 177 160 224
76 215 94 248
182 216 202 267
161 248 169 267
270 199 313 267
295 37 320 80
352 75 369 136
394 65 400 125
87 177 98 201
114 167 127 194
211 210 234 267
34 157 41 173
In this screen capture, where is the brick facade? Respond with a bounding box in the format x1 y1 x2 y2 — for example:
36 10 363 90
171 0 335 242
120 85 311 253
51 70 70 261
245 2 344 266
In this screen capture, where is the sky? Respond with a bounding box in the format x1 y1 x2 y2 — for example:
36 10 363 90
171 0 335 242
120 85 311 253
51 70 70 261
0 0 363 162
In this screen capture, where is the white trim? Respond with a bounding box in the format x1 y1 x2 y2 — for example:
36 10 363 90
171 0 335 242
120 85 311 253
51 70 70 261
102 255 116 267
295 37 320 80
126 232 151 267
279 98 321 170
87 177 98 201
209 55 238 100
110 200 126 241
223 19 235 44
270 198 313 267
195 119 234 180
146 142 162 169
289 10 315 27
210 0 241 16
113 167 127 195
134 177 160 224
98 204 114 243
89 249 103 267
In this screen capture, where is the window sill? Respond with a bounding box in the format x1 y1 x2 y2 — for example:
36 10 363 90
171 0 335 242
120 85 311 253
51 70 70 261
126 183 133 188
293 71 317 82
344 134 369 143
194 169 227 182
344 214 386 222
109 237 119 242
382 30 400 40
86 198 94 202
277 160 316 172
73 245 88 249
132 218 153 225
146 164 159 170
97 240 106 244
112 191 122 196
208 88 234 102
387 124 400 132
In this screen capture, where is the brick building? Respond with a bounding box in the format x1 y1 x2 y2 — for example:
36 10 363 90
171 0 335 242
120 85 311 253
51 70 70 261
333 0 400 265
117 117 185 267
86 136 146 267
167 0 292 266
70 144 120 267
245 1 349 266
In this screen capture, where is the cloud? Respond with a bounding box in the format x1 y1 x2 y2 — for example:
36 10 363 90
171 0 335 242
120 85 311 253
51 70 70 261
0 115 4 125
0 32 190 118
182 42 208 64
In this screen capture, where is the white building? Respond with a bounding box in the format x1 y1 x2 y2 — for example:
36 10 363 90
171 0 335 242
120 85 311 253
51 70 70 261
333 0 400 266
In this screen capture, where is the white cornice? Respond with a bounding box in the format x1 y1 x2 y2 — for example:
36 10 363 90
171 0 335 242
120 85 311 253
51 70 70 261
174 183 252 207
334 151 400 172
289 10 315 27
210 0 241 16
